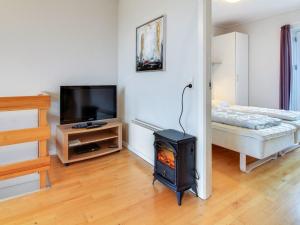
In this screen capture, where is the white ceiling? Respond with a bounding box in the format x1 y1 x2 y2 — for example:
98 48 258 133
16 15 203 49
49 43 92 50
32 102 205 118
213 0 300 28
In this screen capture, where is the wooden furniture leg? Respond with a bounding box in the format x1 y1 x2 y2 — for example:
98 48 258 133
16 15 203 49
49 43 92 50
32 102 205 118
39 109 50 188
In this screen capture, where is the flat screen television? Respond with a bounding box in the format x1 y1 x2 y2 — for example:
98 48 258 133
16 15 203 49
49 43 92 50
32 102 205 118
60 86 117 125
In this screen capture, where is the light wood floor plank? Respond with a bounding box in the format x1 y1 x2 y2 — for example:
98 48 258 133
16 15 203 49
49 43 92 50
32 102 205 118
1 146 300 225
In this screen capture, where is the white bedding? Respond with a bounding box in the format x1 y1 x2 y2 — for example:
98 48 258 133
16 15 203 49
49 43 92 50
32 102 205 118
229 105 300 121
212 108 281 130
212 122 295 141
213 103 300 143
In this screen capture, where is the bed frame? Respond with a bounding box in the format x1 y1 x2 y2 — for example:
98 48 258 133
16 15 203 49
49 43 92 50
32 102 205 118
239 153 278 173
212 122 296 173
0 95 51 188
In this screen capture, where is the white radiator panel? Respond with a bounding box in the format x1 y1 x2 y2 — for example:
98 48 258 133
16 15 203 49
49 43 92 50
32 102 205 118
127 120 162 166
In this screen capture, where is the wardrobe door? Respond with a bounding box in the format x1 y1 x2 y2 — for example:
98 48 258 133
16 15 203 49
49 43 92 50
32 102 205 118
212 33 236 104
235 32 249 106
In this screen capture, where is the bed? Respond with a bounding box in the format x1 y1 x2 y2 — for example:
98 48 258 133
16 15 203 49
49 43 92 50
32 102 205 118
228 105 300 144
283 120 300 144
212 122 296 173
212 100 300 144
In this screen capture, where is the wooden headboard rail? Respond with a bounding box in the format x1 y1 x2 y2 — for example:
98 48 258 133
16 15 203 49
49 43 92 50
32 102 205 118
0 96 50 111
0 95 51 189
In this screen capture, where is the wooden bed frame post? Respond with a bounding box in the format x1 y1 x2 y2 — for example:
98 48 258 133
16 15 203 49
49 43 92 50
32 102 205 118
38 108 49 188
0 95 51 190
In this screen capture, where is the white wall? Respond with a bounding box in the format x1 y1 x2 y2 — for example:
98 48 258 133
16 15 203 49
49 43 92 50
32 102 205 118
118 0 211 199
227 10 300 109
0 0 118 153
118 0 199 135
0 0 118 198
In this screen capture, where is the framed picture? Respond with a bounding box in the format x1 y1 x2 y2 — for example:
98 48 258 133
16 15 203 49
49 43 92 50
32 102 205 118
136 16 166 72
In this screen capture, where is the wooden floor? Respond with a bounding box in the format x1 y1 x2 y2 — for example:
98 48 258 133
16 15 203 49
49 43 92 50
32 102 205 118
1 147 300 225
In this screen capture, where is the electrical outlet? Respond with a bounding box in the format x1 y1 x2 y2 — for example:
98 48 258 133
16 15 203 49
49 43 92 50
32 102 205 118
188 77 194 88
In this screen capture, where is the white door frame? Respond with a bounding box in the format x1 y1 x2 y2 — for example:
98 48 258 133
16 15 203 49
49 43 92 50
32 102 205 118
196 0 212 200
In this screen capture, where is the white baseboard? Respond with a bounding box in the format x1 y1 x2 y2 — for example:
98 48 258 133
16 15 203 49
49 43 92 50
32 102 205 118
0 173 38 189
0 178 39 200
123 141 154 166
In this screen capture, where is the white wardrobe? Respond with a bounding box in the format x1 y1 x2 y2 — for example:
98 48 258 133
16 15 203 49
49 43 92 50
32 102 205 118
212 32 249 106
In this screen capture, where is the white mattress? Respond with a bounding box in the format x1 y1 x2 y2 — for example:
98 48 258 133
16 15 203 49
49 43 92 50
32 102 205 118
228 105 300 143
212 122 296 159
212 108 281 130
229 105 300 121
283 121 300 143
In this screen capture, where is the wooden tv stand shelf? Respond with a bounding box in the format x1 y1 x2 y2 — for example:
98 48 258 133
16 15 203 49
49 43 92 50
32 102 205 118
56 121 122 165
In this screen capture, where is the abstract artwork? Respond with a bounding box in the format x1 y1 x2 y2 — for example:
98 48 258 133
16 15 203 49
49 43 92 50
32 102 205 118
136 16 166 72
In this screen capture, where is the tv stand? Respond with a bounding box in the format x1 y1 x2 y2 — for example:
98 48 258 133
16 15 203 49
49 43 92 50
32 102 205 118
56 121 122 165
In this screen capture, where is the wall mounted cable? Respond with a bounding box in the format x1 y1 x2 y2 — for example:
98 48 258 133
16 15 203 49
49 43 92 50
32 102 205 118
179 83 193 135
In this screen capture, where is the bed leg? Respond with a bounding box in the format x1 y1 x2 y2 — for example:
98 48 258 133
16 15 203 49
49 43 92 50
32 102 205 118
240 153 247 173
279 144 300 157
240 153 278 173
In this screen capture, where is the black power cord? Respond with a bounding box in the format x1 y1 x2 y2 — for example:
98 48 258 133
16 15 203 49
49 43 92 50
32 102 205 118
179 85 200 195
179 83 193 135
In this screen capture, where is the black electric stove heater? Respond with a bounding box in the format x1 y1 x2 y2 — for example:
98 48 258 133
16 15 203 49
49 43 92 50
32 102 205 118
153 129 198 206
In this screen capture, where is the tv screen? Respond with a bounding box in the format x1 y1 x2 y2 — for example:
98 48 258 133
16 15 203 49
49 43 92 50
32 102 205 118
60 86 117 125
